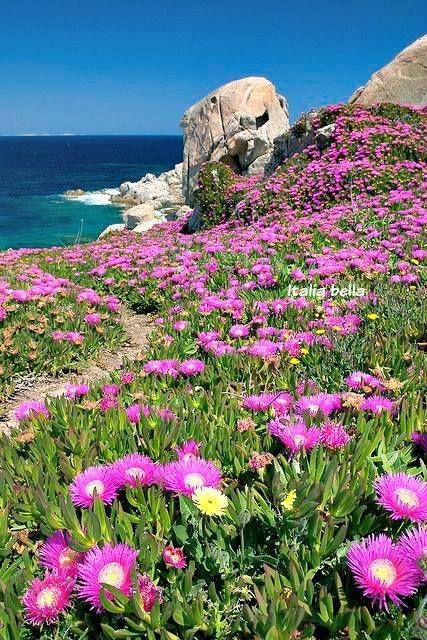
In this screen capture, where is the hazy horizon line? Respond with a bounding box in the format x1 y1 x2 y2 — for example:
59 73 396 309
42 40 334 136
0 132 183 137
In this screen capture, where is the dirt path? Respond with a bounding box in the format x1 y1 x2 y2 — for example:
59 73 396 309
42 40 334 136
0 309 153 435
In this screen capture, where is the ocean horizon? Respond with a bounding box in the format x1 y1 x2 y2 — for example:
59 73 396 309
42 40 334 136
0 135 183 250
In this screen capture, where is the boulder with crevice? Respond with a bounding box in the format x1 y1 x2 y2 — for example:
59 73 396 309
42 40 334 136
181 77 289 204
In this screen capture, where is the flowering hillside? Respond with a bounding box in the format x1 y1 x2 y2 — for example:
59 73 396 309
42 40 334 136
0 104 426 640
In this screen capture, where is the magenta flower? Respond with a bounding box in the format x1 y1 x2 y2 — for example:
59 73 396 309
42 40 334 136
39 530 83 578
65 383 90 399
69 465 118 508
178 359 205 376
126 404 143 424
101 383 121 398
22 571 74 625
344 371 383 391
15 400 49 422
99 396 118 412
84 312 102 326
137 573 163 611
320 421 351 449
110 454 159 488
268 419 322 453
361 395 395 414
77 543 139 610
296 393 341 417
144 359 179 377
398 527 427 582
347 534 419 609
120 370 136 384
162 458 222 496
174 439 201 462
229 324 250 338
374 472 427 522
163 545 187 568
243 392 276 412
412 432 427 453
173 320 188 331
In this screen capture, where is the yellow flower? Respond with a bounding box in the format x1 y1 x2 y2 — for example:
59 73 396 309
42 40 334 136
315 329 325 335
282 490 297 511
192 487 228 517
332 325 341 332
411 258 419 265
367 313 379 320
289 357 300 365
300 348 309 355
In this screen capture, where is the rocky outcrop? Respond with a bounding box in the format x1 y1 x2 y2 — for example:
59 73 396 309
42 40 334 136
115 163 185 228
181 77 289 204
123 203 165 230
349 35 427 107
98 223 125 239
265 113 335 175
64 189 86 197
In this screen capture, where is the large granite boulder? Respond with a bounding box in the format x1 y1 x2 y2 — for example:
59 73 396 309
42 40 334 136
114 163 185 215
349 35 427 106
181 77 289 204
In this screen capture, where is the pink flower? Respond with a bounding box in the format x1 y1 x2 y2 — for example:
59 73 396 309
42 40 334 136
374 472 427 522
137 573 163 611
361 395 394 414
174 439 201 462
344 371 384 391
178 359 205 376
39 531 83 578
22 571 74 625
347 534 418 609
101 383 121 397
84 312 102 326
162 458 222 496
99 396 118 412
65 331 84 344
173 320 188 331
268 419 322 453
126 404 144 424
248 452 274 469
412 432 427 453
65 384 90 399
398 527 427 582
163 545 187 568
144 359 179 377
320 421 351 449
120 371 136 384
69 465 118 508
15 400 49 422
229 324 250 338
296 393 341 417
243 393 276 412
77 543 139 610
110 454 159 488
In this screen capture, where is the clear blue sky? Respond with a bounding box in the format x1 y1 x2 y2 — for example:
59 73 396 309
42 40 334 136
0 0 425 134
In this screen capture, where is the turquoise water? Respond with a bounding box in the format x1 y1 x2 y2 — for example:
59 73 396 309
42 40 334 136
0 135 183 250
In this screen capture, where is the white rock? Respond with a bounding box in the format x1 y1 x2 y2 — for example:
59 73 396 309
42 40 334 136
98 223 125 238
349 35 427 106
133 218 164 233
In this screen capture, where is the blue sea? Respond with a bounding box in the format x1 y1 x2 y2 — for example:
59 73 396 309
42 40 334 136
0 135 183 250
